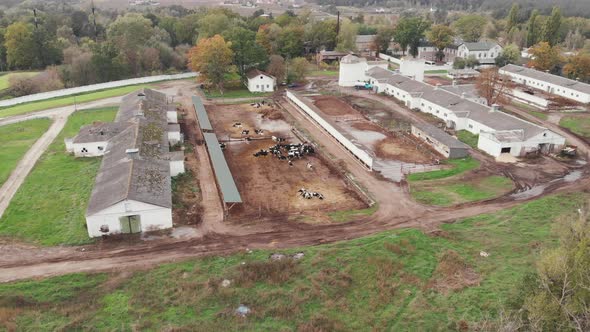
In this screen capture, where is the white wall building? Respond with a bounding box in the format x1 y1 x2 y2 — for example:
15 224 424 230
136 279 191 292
338 54 389 87
500 64 590 104
246 69 276 93
457 41 502 65
399 57 425 82
68 89 185 238
366 67 565 157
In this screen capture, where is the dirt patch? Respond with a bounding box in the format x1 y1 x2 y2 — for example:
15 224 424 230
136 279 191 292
427 250 480 294
207 103 365 220
311 95 363 118
375 136 435 163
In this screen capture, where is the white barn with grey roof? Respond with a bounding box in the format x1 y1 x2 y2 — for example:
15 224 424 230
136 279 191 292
499 64 590 104
68 89 185 238
366 68 565 157
457 41 502 65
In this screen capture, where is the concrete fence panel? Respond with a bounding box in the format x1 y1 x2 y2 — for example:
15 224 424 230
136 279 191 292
0 72 197 108
286 90 374 170
379 53 402 65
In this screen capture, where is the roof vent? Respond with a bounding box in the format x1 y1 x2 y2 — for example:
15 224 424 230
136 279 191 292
461 92 466 99
435 83 441 90
490 104 501 112
452 80 457 87
125 148 139 154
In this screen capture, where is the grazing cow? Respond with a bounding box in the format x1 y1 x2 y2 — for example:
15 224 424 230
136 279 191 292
306 162 313 170
233 122 242 128
241 130 250 135
219 143 226 150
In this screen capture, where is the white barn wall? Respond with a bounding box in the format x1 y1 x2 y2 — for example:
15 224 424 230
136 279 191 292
170 160 185 177
86 200 172 237
286 91 374 169
247 75 275 92
0 73 197 108
71 141 108 157
500 69 590 104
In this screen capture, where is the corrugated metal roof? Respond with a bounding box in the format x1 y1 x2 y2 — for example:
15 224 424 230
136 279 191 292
460 41 499 51
203 133 242 203
412 123 470 150
501 64 590 95
192 96 212 131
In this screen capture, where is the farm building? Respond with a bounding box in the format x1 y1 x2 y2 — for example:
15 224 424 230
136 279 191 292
366 67 565 157
338 54 388 87
69 89 185 238
447 68 480 80
356 35 376 55
411 123 470 159
499 64 590 104
246 69 276 93
457 41 502 66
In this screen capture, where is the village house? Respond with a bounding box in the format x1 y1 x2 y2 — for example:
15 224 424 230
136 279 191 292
66 89 185 238
457 41 502 66
499 64 590 104
365 67 565 157
246 69 276 93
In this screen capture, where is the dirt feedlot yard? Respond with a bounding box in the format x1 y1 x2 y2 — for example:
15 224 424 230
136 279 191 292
207 103 365 221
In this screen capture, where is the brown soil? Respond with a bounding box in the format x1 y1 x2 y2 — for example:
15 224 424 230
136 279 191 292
374 137 433 164
427 250 480 294
207 103 365 220
311 95 364 118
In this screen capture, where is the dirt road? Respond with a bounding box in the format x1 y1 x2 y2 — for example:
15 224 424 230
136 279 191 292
0 91 588 283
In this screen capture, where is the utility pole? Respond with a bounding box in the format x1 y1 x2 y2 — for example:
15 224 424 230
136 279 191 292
91 0 98 41
336 11 340 36
33 9 45 67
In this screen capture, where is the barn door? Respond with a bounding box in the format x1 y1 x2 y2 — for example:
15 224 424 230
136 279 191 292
120 215 141 234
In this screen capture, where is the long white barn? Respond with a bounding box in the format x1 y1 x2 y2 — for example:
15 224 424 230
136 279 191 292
365 67 565 157
500 64 590 104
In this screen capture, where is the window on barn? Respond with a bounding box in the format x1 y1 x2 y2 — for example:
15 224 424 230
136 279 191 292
81 147 88 153
98 146 104 151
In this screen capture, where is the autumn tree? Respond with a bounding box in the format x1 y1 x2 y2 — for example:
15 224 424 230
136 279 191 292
563 54 590 83
278 25 304 59
453 15 487 42
224 27 268 79
426 24 454 62
187 35 234 93
372 26 394 54
528 42 562 72
305 20 337 53
4 22 37 69
495 43 520 67
506 4 520 33
336 19 357 52
267 54 286 82
526 10 539 47
475 68 512 106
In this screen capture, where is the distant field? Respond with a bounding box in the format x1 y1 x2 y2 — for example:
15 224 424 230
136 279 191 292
0 193 584 330
0 71 40 91
407 157 480 181
0 107 117 246
0 84 152 118
560 115 590 138
0 118 52 186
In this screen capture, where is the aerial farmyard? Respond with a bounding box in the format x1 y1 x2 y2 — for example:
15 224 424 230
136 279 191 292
0 0 589 330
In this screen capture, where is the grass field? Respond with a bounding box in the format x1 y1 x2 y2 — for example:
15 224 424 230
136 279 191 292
204 88 272 99
0 107 117 246
309 70 339 77
425 69 449 75
0 71 40 91
328 203 378 222
0 193 584 330
560 115 590 138
407 157 480 182
528 110 548 120
411 175 514 206
456 130 479 149
0 118 52 186
0 84 152 118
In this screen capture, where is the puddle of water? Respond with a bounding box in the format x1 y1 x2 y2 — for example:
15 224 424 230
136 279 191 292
347 128 386 146
576 159 587 165
511 169 583 200
564 170 582 182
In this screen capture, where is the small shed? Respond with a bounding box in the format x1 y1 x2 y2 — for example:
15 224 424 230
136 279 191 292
246 69 276 93
411 123 470 159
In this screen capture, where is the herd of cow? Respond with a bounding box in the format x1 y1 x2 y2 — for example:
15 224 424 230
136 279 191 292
298 188 324 200
253 142 315 161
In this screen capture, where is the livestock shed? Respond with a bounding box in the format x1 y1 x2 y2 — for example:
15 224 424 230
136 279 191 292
411 123 470 159
192 95 213 131
203 132 242 212
81 89 185 238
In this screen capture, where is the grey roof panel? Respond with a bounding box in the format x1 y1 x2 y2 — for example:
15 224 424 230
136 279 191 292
461 41 499 51
203 133 242 203
501 64 590 95
192 96 213 131
412 123 470 149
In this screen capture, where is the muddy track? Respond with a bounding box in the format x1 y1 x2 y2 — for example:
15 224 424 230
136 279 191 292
0 93 589 283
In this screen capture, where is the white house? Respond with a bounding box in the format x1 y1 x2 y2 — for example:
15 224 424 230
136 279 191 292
338 54 388 87
69 89 185 238
246 69 276 93
366 68 565 157
457 41 502 65
500 64 590 104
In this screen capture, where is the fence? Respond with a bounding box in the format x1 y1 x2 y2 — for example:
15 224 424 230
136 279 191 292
378 53 402 65
510 89 549 108
286 90 374 170
0 72 197 108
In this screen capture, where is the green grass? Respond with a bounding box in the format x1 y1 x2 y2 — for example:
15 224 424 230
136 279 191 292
0 84 153 118
204 88 272 99
560 115 590 138
0 107 118 246
407 157 480 182
456 130 479 149
0 118 52 186
529 110 549 120
328 203 378 222
309 70 339 77
425 69 448 75
0 71 40 91
0 193 584 330
411 175 514 206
